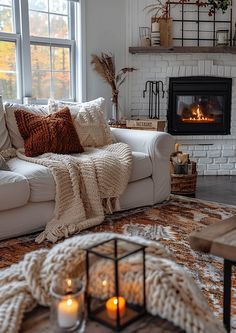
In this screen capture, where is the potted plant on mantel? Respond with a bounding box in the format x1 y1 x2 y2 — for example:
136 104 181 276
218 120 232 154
144 0 173 48
145 0 231 47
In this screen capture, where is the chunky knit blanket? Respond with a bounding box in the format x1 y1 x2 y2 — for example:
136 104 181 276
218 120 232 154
0 233 225 333
14 143 132 243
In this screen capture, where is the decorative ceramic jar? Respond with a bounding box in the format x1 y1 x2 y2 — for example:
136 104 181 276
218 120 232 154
216 29 229 46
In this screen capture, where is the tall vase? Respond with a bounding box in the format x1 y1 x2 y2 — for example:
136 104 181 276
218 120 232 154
112 103 120 123
159 17 173 48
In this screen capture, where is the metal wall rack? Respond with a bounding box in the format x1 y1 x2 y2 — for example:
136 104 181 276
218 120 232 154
167 1 233 47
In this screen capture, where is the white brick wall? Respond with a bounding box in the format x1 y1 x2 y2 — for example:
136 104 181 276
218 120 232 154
128 56 236 175
126 0 236 175
178 143 236 175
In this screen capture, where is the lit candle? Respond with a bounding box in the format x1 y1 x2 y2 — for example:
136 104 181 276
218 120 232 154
106 297 126 320
102 280 107 287
57 297 79 328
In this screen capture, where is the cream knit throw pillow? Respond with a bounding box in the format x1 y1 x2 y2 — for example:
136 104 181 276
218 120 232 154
48 97 113 148
71 105 113 148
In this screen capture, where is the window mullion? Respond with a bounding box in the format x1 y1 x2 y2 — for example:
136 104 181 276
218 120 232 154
30 36 73 46
0 32 20 40
19 0 32 98
11 0 22 101
50 44 53 98
76 0 86 102
69 1 75 100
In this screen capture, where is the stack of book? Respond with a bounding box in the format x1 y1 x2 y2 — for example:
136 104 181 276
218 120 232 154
126 119 165 131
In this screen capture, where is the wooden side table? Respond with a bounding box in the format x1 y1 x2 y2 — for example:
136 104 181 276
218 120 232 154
190 215 236 333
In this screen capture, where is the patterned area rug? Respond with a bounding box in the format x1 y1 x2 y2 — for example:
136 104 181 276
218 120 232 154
0 195 236 330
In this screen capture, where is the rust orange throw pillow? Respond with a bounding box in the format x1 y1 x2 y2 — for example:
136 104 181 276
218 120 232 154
14 107 84 157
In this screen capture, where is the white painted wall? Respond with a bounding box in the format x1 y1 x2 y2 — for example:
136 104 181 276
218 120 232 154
85 0 127 117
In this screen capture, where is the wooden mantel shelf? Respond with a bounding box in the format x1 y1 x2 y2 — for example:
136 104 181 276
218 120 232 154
129 46 236 54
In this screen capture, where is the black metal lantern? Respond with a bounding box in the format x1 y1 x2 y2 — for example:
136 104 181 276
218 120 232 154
86 237 146 331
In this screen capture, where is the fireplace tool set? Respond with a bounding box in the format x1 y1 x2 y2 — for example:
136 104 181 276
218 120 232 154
143 80 165 119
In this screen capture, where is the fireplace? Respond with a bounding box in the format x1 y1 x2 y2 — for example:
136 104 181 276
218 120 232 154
167 76 232 135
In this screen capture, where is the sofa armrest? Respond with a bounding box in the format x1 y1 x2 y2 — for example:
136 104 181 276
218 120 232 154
110 128 174 158
111 128 174 202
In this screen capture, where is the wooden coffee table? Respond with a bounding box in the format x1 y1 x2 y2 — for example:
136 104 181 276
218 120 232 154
190 215 236 333
20 306 185 333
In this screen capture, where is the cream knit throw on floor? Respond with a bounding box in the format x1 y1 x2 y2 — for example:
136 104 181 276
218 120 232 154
14 143 132 243
0 233 225 333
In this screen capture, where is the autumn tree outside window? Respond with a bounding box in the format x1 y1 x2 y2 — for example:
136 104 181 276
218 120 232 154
0 0 79 102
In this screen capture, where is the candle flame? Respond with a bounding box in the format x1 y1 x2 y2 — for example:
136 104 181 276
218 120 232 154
102 280 107 287
67 279 72 288
114 298 118 305
66 298 73 306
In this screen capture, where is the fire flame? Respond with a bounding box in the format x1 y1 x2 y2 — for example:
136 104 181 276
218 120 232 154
182 104 214 123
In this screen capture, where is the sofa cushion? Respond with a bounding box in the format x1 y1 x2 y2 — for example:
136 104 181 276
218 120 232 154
0 201 54 240
48 97 113 148
14 107 84 157
0 171 30 211
0 98 12 151
4 103 48 148
129 151 152 182
7 158 55 203
7 151 152 204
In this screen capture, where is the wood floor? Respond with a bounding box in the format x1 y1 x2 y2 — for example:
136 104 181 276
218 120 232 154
196 176 236 205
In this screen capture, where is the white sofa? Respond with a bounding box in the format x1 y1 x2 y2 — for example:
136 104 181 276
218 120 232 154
0 102 174 240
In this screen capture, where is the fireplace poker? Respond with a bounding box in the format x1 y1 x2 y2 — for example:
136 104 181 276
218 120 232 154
143 80 165 119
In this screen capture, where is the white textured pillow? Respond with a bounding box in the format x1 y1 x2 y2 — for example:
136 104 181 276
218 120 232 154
0 98 12 151
48 97 105 115
48 98 113 148
72 105 113 147
4 103 48 148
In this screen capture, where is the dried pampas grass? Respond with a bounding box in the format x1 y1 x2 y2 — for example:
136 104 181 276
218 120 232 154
91 52 136 120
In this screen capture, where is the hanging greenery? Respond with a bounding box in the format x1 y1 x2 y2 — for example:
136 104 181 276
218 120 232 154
196 0 231 16
144 0 189 19
144 0 231 18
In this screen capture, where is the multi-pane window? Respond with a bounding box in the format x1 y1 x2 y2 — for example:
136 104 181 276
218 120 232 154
0 41 17 99
31 45 71 99
0 0 13 33
29 0 73 99
0 0 77 102
29 0 69 38
0 0 17 99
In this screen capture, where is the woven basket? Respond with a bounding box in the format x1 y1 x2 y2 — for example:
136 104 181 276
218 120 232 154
171 173 197 196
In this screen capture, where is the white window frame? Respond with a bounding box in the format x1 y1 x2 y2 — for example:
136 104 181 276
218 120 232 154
0 0 83 103
0 0 22 103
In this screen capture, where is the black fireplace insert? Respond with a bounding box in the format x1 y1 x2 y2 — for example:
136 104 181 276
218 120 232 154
168 76 232 135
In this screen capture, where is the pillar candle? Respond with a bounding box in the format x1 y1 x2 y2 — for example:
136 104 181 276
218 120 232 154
57 297 79 328
106 296 126 320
